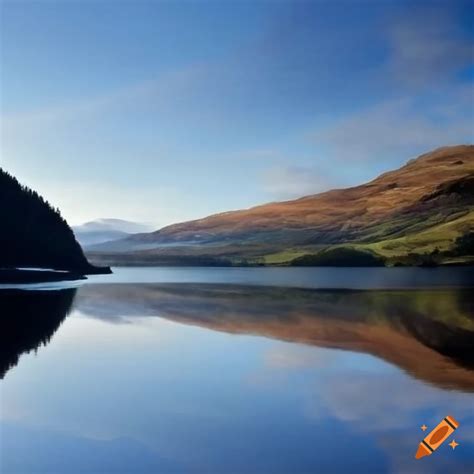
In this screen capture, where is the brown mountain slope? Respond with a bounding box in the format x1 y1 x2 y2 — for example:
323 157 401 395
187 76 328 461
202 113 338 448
88 145 474 266
135 145 472 241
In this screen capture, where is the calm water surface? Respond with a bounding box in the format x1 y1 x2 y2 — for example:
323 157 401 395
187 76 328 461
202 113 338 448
1 267 473 473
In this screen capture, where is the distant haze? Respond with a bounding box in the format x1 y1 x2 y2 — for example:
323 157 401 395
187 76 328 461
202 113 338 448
74 219 155 234
73 218 155 247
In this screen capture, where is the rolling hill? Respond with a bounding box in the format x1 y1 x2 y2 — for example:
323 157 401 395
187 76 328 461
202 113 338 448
87 145 474 267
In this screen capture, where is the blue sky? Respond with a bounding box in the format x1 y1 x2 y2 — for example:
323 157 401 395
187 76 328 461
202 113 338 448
1 0 473 227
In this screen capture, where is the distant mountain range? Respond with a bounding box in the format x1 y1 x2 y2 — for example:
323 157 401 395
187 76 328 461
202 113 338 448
87 145 474 267
73 218 154 246
0 168 109 276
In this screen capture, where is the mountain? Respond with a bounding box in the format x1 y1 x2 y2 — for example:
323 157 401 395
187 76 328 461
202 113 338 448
87 145 474 267
0 168 110 275
73 218 154 246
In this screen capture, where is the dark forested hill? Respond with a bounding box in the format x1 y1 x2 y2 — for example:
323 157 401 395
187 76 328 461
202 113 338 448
0 168 108 274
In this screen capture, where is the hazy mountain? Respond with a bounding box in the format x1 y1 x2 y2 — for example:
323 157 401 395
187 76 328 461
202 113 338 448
73 218 154 247
87 145 474 267
0 168 109 274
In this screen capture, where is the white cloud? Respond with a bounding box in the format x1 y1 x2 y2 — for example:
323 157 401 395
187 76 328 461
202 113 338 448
264 344 338 370
262 165 332 199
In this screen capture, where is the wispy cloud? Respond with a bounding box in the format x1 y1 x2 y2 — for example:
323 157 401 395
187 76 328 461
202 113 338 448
309 7 474 165
316 371 473 429
311 370 474 474
262 165 332 199
264 345 338 370
1 64 208 137
313 85 474 163
386 8 473 87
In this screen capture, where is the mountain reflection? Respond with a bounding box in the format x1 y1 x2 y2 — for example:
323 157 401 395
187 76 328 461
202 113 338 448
0 289 76 378
2 284 473 391
77 284 474 391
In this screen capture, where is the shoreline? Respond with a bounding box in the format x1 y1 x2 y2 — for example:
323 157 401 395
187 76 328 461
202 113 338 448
0 269 87 284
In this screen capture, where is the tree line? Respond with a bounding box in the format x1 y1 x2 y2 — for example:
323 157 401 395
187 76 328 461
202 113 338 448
0 168 93 272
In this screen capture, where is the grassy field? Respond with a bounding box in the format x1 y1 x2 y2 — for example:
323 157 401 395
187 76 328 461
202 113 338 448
250 211 474 266
359 210 474 258
261 249 309 265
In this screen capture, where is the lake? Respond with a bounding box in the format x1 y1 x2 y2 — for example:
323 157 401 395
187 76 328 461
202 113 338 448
1 267 474 473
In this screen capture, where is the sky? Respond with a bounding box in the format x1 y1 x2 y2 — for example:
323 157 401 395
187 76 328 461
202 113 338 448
1 0 473 228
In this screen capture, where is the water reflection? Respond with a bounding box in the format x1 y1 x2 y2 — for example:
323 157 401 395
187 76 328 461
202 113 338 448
77 284 474 391
0 288 76 378
2 284 473 391
1 283 474 473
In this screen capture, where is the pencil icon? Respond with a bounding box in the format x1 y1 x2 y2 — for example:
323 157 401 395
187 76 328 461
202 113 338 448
415 415 459 459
